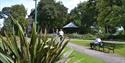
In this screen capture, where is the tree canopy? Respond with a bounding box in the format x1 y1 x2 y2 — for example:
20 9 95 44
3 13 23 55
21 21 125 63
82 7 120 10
69 0 125 35
96 0 125 33
70 0 98 33
2 4 28 33
37 0 68 32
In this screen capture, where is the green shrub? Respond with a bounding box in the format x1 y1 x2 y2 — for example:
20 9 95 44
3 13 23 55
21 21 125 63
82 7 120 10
82 33 96 40
65 33 96 40
97 32 125 40
0 16 69 63
97 33 110 40
65 33 83 39
115 31 125 40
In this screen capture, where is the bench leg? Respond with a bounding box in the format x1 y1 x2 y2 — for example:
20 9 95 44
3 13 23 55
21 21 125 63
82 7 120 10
103 47 105 52
112 49 114 53
108 48 115 53
90 43 94 49
93 44 97 50
108 49 110 53
98 47 100 51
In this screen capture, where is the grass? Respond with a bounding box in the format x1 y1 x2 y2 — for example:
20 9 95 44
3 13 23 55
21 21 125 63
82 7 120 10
115 44 125 57
70 39 125 57
70 39 92 47
64 47 106 63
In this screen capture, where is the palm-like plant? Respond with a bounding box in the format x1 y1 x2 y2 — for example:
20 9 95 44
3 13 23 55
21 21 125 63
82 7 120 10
0 15 69 63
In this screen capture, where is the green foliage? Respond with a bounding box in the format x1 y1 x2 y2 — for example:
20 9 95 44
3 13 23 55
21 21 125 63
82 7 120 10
37 0 68 32
82 33 97 40
96 0 125 33
70 0 98 33
96 33 110 40
2 4 28 33
10 5 27 18
65 33 84 39
65 33 96 40
70 0 125 36
0 16 69 63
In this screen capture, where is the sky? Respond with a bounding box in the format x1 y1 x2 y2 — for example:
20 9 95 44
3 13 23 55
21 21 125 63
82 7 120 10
0 0 87 27
0 0 88 15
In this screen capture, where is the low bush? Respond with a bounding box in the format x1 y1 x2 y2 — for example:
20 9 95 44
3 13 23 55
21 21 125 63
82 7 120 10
97 33 110 40
65 33 83 39
82 33 96 40
65 33 96 40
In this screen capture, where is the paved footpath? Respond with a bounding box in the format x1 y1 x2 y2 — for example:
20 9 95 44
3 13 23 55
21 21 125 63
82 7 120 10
67 43 125 63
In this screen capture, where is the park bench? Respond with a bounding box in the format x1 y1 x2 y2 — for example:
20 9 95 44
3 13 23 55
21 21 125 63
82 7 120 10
98 42 115 53
90 41 125 53
90 41 116 53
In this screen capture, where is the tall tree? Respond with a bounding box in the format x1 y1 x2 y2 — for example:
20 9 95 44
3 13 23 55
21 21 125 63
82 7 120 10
120 0 125 28
96 0 124 33
37 0 68 32
2 4 28 33
70 0 98 33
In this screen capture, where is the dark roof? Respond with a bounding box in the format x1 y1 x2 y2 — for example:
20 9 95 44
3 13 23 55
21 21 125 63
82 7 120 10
29 9 35 16
63 22 78 28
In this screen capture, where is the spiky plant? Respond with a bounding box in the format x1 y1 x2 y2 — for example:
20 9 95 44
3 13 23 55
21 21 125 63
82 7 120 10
0 15 69 63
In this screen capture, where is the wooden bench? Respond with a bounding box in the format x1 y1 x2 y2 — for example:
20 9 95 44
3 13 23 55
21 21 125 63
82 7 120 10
91 41 125 53
98 42 115 53
90 41 115 53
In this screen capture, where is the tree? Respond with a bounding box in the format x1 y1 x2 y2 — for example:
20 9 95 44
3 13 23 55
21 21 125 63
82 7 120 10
120 0 125 29
1 7 13 32
70 0 98 34
2 4 28 33
37 0 68 33
96 0 124 33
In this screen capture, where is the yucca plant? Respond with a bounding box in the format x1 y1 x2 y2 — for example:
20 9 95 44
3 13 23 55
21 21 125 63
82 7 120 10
0 15 69 63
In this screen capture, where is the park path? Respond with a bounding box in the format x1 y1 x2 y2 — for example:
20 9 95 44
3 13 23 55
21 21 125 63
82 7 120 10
67 43 125 63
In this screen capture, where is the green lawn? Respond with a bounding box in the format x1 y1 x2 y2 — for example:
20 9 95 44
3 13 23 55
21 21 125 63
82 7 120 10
64 47 106 63
70 39 125 57
70 39 92 47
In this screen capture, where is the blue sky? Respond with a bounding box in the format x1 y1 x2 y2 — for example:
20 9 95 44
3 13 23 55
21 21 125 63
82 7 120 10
0 0 87 27
0 0 35 15
0 0 87 15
